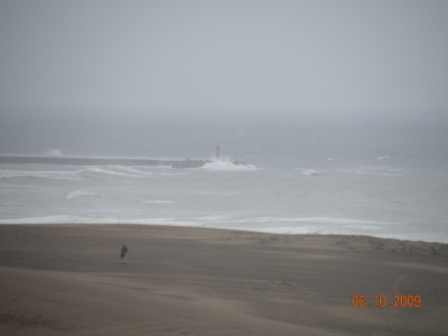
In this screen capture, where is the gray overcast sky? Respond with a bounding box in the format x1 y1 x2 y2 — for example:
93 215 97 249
1 0 447 111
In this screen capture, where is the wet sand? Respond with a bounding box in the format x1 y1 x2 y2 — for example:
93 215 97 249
1 224 447 335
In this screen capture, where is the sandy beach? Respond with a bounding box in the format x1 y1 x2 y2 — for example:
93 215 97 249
0 224 447 336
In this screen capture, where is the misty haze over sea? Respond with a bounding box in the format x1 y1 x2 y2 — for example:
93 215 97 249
1 1 447 243
1 108 447 243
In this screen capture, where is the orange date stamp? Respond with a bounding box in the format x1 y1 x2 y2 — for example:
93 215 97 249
351 294 421 308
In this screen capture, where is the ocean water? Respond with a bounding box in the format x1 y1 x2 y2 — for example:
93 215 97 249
0 160 447 243
0 108 447 243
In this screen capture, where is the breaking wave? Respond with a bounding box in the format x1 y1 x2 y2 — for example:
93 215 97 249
201 158 258 171
66 190 104 200
81 166 154 178
142 200 176 204
0 169 83 180
0 165 159 180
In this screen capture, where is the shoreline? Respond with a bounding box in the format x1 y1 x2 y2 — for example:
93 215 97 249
1 224 447 335
0 221 447 245
1 222 448 253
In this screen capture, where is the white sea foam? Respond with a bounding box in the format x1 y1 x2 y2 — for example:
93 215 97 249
292 217 396 225
201 158 258 171
82 166 151 178
79 165 178 178
0 165 181 180
182 215 411 239
66 190 104 200
0 215 118 224
302 169 321 176
43 148 62 156
124 218 199 226
292 168 323 176
142 200 176 204
0 215 194 226
0 169 83 180
107 165 154 176
337 166 403 176
192 215 396 227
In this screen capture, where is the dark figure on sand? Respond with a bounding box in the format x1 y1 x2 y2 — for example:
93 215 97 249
120 244 128 264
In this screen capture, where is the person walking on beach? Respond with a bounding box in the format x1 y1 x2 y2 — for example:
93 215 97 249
120 244 128 264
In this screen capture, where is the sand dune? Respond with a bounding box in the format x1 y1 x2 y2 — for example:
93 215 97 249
1 224 447 335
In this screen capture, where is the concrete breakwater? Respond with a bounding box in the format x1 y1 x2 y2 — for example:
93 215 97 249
0 155 209 168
